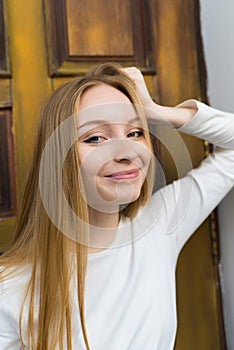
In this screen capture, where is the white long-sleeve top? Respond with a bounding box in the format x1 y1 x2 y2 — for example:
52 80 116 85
1 101 234 350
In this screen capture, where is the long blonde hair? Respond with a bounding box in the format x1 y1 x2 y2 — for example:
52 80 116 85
0 63 155 349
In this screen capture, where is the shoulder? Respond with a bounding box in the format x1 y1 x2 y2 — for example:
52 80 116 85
0 265 33 342
0 266 31 346
0 265 32 308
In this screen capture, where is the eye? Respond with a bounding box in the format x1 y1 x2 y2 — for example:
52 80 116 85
127 130 144 138
83 135 106 144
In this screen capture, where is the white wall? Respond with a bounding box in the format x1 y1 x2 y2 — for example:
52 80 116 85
200 1 234 349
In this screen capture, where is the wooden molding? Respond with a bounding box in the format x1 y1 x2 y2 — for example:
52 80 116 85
0 110 16 217
0 1 11 77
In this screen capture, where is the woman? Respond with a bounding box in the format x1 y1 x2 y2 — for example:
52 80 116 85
0 63 234 349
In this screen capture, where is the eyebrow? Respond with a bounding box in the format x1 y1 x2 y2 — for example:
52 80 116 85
77 117 141 130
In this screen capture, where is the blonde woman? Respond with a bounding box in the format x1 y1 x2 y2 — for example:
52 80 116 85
0 63 234 350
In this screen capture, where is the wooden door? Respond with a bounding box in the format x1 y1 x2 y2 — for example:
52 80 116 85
0 0 226 348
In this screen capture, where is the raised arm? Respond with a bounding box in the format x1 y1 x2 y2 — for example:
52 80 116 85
122 67 197 127
123 67 234 256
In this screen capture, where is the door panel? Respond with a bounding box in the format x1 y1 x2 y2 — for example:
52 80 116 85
44 0 156 75
0 0 226 348
66 1 134 56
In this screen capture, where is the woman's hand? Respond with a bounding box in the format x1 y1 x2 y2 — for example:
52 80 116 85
122 67 197 128
122 67 154 110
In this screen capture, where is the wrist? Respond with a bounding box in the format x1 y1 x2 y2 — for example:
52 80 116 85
145 102 197 128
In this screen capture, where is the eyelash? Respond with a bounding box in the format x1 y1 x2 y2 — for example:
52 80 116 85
83 130 144 144
83 135 106 144
127 130 144 138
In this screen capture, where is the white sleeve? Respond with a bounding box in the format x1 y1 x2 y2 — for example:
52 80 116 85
0 280 21 349
155 100 234 255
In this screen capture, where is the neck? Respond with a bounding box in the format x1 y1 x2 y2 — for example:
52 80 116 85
89 208 119 228
87 208 120 253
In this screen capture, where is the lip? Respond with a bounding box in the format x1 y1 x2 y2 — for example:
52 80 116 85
104 169 140 180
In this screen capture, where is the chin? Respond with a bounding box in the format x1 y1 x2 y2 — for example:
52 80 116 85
121 191 141 203
107 189 142 206
87 189 142 214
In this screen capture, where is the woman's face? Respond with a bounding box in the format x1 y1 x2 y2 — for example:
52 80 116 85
76 84 151 213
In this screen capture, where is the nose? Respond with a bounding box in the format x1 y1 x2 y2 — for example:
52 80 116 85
114 156 133 163
112 139 138 163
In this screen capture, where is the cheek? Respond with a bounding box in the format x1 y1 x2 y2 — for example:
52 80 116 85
78 144 108 179
139 141 152 170
78 143 99 176
77 142 90 165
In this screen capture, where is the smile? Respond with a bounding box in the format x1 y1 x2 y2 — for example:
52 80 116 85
105 169 140 180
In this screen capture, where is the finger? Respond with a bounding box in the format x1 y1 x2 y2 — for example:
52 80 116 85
121 68 145 86
121 67 142 77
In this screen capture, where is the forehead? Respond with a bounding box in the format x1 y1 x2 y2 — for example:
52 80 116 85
79 83 132 109
77 84 139 127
